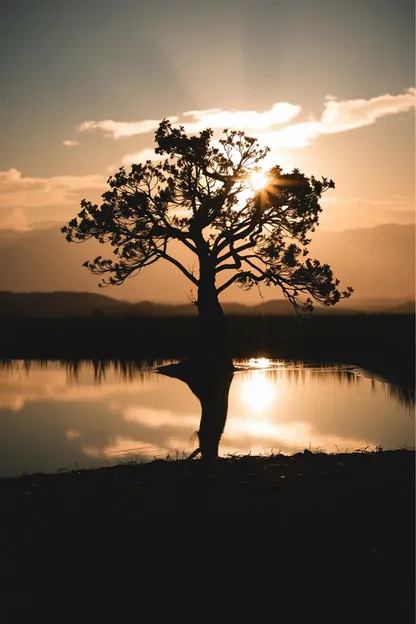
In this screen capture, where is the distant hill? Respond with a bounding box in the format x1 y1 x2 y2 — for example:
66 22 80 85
0 291 414 318
0 223 414 303
0 291 128 318
383 300 415 314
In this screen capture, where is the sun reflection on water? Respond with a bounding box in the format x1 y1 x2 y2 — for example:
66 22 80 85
247 357 272 369
241 373 276 412
0 360 413 477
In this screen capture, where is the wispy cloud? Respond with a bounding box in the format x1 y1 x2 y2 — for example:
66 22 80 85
318 193 415 230
382 209 415 224
76 104 300 141
180 102 301 133
121 147 163 166
264 88 416 148
62 139 79 147
77 117 179 140
76 89 415 151
321 195 413 208
1 207 29 230
0 168 106 209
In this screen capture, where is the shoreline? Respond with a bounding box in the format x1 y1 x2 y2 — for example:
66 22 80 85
1 447 413 498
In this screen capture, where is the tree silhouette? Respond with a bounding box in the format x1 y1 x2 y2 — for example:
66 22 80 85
62 120 352 356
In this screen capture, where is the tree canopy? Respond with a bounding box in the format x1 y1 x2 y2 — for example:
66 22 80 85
62 120 352 315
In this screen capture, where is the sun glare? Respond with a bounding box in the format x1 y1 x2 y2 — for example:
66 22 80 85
248 357 272 369
241 373 276 412
249 170 268 190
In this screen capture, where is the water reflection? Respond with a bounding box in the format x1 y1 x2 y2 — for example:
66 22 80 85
157 359 234 461
0 358 413 476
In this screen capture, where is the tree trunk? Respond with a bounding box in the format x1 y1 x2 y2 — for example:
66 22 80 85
158 247 235 462
196 262 230 364
158 256 234 461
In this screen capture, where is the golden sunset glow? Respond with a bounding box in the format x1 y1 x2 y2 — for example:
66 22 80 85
0 3 414 605
241 373 276 412
249 170 268 191
247 357 272 369
0 361 413 478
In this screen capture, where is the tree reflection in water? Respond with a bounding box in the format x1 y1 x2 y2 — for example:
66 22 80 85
157 358 234 462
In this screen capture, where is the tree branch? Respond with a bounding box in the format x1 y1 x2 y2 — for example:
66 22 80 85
161 250 199 286
217 273 242 294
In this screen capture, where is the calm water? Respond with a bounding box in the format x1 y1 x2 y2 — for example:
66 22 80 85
0 358 413 477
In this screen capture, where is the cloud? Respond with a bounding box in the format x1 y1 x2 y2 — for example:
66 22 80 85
62 140 79 147
121 147 163 166
77 89 414 151
318 193 415 230
123 406 196 428
77 104 300 141
265 88 416 148
0 361 158 411
181 102 301 133
112 88 416 167
321 195 412 208
0 168 106 209
77 117 179 140
0 207 28 230
82 438 161 460
382 209 415 223
3 89 413 227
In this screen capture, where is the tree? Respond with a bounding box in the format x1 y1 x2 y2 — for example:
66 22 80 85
62 120 352 357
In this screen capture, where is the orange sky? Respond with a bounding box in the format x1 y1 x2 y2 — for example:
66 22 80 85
0 1 414 304
0 0 414 234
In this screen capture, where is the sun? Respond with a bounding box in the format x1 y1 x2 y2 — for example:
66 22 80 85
249 170 268 191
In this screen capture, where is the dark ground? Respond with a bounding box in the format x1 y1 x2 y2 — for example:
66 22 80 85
0 450 414 617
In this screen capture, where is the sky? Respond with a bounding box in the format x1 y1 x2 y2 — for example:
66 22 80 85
0 0 414 234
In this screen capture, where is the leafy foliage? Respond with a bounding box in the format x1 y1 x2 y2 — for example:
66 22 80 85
62 120 352 314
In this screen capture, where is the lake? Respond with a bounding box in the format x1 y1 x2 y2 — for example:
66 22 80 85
0 358 413 477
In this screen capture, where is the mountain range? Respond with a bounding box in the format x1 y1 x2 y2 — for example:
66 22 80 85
0 223 414 306
0 290 413 318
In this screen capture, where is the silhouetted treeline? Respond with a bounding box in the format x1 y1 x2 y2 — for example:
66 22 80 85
0 314 413 391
